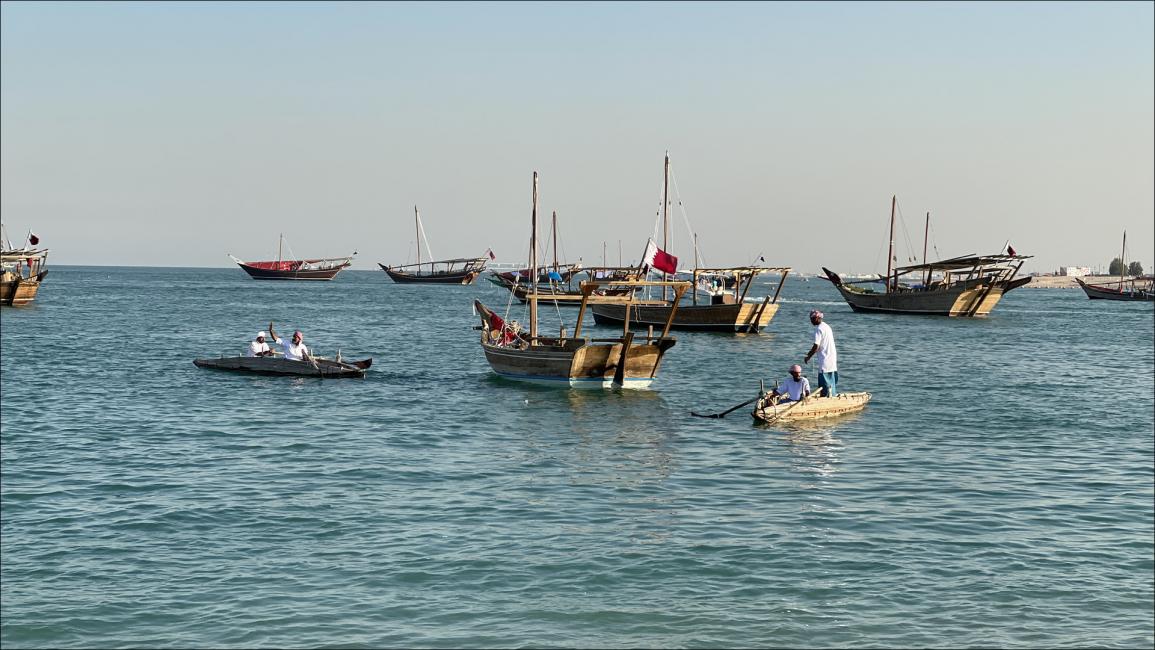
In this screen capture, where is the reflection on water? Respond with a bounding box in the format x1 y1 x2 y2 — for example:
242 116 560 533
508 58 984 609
763 415 861 482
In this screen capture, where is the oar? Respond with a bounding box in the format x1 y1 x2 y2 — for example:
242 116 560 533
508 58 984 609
691 394 762 419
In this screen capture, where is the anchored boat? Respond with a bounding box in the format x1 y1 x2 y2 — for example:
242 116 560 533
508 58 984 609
379 206 489 284
1 231 48 307
1075 232 1154 302
230 234 354 281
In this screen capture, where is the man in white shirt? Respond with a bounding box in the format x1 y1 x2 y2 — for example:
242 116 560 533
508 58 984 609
268 322 311 361
246 331 272 358
767 364 811 404
803 309 838 396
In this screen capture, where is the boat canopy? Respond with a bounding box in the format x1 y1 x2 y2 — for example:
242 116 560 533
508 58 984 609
893 253 1033 274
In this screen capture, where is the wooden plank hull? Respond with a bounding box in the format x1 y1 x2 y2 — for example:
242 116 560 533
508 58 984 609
0 276 43 306
237 262 348 281
832 279 1010 316
752 392 872 423
480 334 674 388
590 301 780 332
193 356 368 378
1075 278 1155 301
381 264 480 284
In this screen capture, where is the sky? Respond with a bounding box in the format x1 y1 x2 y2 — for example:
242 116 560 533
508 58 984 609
2 1 1152 275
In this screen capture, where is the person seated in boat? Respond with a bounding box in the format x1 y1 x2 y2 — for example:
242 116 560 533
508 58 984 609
246 331 274 357
267 322 310 361
764 364 811 405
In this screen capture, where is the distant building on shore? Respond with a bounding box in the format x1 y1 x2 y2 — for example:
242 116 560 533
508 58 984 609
1059 266 1092 277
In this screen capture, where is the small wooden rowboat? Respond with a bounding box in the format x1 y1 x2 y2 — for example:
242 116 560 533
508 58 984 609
751 392 872 423
193 355 371 378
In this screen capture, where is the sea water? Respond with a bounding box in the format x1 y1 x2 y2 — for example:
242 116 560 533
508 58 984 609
2 267 1152 648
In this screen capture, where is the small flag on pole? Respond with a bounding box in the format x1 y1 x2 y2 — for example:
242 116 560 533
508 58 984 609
642 239 678 275
28 233 39 246
1007 244 1017 256
487 249 496 260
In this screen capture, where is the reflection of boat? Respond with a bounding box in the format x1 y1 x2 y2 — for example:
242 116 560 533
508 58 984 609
474 172 691 389
1075 232 1154 301
193 355 370 378
1 230 48 306
752 392 872 423
589 152 791 333
380 206 488 284
822 197 1031 316
230 234 354 280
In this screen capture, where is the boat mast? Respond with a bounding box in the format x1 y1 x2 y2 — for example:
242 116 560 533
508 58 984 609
415 206 421 271
663 151 670 301
278 233 283 264
923 212 930 287
887 195 896 293
1120 230 1127 290
530 172 539 342
552 210 559 273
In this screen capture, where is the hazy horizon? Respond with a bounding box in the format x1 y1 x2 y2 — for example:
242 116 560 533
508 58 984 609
3 1 1153 275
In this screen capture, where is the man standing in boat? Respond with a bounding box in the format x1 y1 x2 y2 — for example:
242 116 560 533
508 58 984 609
246 331 274 357
267 322 310 361
804 310 838 397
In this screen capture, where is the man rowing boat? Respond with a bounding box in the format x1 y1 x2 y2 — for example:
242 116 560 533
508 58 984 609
764 364 811 405
267 322 310 361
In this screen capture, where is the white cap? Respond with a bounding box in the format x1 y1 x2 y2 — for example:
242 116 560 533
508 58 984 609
256 331 267 339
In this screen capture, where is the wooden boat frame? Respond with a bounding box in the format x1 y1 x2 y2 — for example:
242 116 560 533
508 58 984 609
193 354 370 378
751 391 872 423
1 247 49 307
489 265 644 305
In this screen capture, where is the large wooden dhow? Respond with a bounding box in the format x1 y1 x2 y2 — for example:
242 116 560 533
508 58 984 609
591 266 791 333
0 244 49 307
822 196 1031 316
379 206 488 284
230 234 354 281
474 172 691 388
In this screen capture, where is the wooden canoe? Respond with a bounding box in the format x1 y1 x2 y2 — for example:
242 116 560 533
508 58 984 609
193 355 370 378
751 392 871 423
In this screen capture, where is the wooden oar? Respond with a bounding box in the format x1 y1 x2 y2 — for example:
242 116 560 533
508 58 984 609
691 394 762 419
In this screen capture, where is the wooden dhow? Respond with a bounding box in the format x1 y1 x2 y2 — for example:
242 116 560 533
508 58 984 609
752 391 872 423
230 234 354 281
822 197 1031 316
1 245 48 307
380 206 488 284
474 172 691 389
590 152 791 333
1075 232 1154 302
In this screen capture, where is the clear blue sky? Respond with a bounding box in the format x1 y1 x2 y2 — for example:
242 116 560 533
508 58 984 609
2 1 1152 274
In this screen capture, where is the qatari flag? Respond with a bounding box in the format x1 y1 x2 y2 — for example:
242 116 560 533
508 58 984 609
28 233 39 246
642 239 678 275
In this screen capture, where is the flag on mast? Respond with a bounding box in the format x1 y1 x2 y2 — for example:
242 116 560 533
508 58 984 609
642 239 678 275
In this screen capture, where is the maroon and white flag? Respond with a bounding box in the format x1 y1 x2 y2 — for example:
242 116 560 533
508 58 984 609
642 239 678 275
28 232 40 246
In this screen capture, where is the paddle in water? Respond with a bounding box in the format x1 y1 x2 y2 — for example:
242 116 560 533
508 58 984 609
691 395 762 419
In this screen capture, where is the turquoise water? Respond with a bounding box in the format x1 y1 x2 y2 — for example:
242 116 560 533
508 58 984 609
2 266 1152 649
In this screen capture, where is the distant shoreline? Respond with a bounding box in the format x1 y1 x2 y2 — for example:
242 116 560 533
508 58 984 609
1024 275 1132 289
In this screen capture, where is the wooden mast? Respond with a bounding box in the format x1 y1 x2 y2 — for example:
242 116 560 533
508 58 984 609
1120 230 1127 290
552 210 559 274
530 172 539 342
662 151 670 300
887 195 896 293
415 206 421 271
923 212 930 287
277 233 282 264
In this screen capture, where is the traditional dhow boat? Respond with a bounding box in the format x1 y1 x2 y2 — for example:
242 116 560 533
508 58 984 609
0 244 48 307
230 234 354 280
591 266 791 332
751 392 872 424
1074 232 1154 301
474 172 691 388
589 152 791 333
193 355 371 378
379 206 489 284
822 197 1031 316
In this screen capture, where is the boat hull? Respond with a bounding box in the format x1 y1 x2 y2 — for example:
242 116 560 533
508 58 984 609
1075 278 1155 301
590 301 780 333
237 262 349 281
381 264 480 284
480 335 674 389
752 392 872 423
832 279 1010 316
0 273 44 306
193 356 368 378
